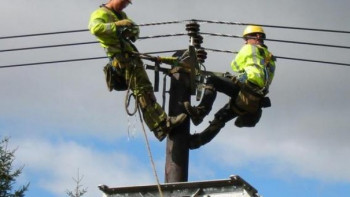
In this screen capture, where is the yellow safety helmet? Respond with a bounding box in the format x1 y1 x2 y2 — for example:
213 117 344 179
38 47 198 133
243 25 266 39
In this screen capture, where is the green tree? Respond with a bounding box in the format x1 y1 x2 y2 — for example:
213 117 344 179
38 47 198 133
0 137 29 197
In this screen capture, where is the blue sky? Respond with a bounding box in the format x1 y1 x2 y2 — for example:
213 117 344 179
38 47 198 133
1 0 350 196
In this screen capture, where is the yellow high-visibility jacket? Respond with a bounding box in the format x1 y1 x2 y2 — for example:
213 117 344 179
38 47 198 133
231 44 276 89
88 5 137 57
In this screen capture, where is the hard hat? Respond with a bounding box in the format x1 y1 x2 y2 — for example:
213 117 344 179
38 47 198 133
243 25 265 39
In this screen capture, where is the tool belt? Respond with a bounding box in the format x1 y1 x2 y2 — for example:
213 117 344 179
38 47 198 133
103 61 128 91
231 81 270 115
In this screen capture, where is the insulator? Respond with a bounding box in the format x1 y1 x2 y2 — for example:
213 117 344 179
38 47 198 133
186 22 200 36
196 48 207 63
185 22 200 32
192 35 203 47
187 31 198 37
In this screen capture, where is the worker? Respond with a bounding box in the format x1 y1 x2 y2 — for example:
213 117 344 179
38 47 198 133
88 0 187 141
184 25 276 149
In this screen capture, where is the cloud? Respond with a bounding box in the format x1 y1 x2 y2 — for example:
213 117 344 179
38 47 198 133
204 117 350 183
12 137 155 197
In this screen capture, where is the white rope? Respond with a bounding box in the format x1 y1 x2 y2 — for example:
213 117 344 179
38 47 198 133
137 105 164 197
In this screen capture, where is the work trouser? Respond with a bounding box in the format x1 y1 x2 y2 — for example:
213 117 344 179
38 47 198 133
191 78 264 147
111 56 167 131
197 75 241 115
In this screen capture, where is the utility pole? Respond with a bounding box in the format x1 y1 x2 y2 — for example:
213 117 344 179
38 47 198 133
165 21 206 183
165 71 191 182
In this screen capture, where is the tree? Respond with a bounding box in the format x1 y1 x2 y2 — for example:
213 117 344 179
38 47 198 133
66 169 87 197
0 137 29 197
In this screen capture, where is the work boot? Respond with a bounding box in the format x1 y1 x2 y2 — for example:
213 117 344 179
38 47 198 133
189 133 202 149
184 101 207 126
153 113 187 142
188 118 225 149
166 113 187 128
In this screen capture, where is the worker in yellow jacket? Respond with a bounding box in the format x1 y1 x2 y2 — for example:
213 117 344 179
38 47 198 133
185 25 276 149
89 0 187 141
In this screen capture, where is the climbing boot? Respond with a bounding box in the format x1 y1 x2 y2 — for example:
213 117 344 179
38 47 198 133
189 133 202 149
189 118 225 149
153 113 187 141
184 101 207 126
166 113 187 128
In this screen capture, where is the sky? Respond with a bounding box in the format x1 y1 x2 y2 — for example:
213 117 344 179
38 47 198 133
1 0 350 196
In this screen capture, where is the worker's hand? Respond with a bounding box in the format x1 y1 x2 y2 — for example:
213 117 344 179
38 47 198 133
115 19 134 27
122 26 140 42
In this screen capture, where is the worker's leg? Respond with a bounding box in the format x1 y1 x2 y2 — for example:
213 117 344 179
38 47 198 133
189 102 237 149
184 75 240 126
128 60 186 141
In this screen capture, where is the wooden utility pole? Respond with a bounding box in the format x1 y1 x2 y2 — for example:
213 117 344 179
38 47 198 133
165 21 205 183
165 71 191 182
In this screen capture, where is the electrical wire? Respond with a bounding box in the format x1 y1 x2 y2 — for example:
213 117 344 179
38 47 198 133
0 34 187 53
1 19 349 69
2 31 349 53
1 19 350 40
0 49 183 69
1 48 349 69
0 57 106 69
0 41 98 53
200 32 350 49
0 29 88 40
193 19 350 34
203 48 350 67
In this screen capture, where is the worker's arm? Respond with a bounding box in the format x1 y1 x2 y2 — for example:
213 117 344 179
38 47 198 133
89 9 135 37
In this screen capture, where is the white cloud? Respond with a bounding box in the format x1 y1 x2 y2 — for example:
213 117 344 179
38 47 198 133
205 119 350 183
13 137 155 197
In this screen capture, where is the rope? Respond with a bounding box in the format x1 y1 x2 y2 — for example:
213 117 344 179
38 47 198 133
125 91 138 116
137 105 164 197
123 63 163 196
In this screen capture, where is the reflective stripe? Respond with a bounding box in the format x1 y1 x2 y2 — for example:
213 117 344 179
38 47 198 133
233 61 240 70
251 45 258 66
105 23 112 33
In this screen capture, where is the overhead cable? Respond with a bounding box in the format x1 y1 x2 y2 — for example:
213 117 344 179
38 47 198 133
200 32 350 49
193 19 350 34
0 33 188 53
0 29 88 40
0 49 183 69
1 19 350 40
1 49 349 69
203 47 350 67
0 41 98 53
0 57 106 69
2 31 349 53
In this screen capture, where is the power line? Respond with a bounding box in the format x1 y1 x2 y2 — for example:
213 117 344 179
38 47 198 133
2 31 349 53
0 41 98 53
203 47 350 67
0 50 182 69
0 34 188 53
193 19 350 34
0 57 106 69
1 49 349 69
0 29 88 40
200 32 350 49
1 19 350 40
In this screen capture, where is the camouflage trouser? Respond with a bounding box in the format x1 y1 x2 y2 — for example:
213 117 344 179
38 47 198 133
112 56 167 131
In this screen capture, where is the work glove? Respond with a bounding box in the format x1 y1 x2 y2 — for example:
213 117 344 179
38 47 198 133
122 26 140 42
114 19 134 27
